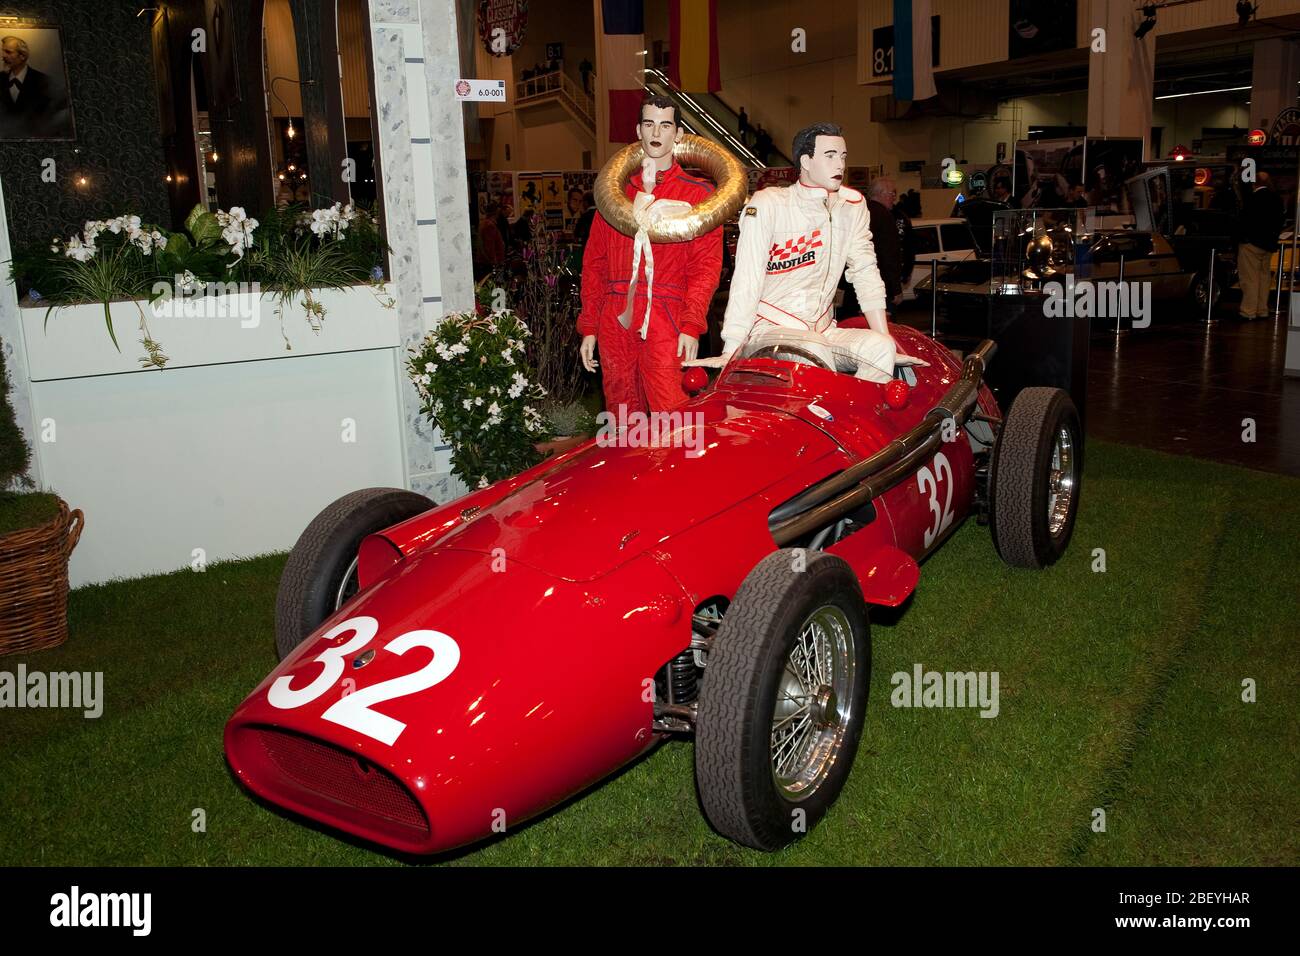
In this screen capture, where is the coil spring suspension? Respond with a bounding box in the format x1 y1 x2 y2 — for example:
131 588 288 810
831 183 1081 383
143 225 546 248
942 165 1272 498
666 649 698 704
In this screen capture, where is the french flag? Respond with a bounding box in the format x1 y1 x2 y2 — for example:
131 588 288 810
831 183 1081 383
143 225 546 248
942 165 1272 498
598 0 645 145
892 0 936 102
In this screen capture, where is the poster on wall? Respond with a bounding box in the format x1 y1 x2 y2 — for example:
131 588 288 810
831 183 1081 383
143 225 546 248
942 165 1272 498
479 0 528 57
540 173 565 230
517 172 544 219
204 0 240 110
471 170 516 223
0 23 76 141
563 171 596 230
1012 137 1084 208
1082 138 1144 211
1008 0 1077 60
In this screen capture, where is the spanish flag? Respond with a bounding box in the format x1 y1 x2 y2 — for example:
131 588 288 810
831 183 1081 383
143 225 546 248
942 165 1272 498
669 0 721 93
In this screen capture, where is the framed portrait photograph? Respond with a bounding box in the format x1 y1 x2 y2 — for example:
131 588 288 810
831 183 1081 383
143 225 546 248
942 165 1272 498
0 22 76 141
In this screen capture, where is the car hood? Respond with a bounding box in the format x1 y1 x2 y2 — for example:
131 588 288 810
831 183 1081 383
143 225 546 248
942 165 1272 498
435 402 838 581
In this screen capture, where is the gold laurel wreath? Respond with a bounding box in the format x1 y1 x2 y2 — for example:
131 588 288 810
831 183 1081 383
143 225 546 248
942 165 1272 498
593 134 749 242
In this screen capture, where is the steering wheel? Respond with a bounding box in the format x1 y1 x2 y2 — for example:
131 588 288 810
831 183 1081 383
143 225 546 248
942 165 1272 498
746 342 835 371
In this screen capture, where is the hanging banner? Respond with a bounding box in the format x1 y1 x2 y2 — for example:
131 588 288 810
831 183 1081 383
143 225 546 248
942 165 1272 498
479 0 528 57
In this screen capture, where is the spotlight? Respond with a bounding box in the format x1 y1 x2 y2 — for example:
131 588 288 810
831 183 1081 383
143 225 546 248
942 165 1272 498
286 120 296 140
1134 4 1156 39
1237 1 1258 25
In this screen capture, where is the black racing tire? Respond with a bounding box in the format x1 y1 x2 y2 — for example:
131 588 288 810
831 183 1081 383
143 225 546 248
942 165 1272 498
989 387 1081 569
274 488 433 660
694 549 870 851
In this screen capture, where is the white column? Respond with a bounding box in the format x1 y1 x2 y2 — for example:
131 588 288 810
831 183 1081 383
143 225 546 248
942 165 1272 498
1086 0 1155 158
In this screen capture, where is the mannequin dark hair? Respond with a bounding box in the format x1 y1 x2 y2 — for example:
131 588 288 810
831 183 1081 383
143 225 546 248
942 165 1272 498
640 94 680 128
792 122 844 165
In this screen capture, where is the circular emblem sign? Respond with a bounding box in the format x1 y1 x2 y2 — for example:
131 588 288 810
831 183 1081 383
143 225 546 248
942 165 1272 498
969 170 988 192
479 0 528 57
1271 108 1300 146
1247 128 1268 146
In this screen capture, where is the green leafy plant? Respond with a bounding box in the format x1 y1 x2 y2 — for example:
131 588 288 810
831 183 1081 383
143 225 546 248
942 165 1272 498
10 202 389 367
0 339 32 491
483 225 585 406
408 310 549 487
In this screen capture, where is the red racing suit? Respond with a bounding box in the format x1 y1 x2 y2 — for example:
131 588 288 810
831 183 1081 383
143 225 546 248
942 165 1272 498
578 161 723 413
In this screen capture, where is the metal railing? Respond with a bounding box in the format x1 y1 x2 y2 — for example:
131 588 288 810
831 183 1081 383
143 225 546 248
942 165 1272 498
515 69 595 130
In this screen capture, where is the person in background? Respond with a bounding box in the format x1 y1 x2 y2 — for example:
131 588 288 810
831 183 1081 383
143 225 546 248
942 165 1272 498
579 57 593 94
894 189 916 295
754 125 773 164
1237 170 1284 320
496 203 515 256
573 191 597 250
479 201 506 268
737 106 750 146
866 177 904 311
990 178 1012 205
512 208 537 248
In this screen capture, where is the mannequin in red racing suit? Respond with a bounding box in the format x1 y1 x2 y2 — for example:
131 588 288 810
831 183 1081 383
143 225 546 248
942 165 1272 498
578 98 723 413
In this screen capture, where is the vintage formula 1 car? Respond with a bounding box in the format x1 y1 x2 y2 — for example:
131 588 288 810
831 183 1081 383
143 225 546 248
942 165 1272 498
224 324 1081 854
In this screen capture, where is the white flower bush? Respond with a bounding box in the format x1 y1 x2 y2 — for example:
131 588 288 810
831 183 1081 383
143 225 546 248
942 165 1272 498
215 206 259 260
408 309 549 486
57 214 168 262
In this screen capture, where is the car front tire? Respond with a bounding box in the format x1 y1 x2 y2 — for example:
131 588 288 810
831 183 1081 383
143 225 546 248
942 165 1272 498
274 488 433 660
694 550 870 851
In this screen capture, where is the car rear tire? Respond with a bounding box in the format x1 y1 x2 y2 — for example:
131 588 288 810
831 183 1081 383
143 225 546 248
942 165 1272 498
1189 271 1222 315
989 387 1081 569
274 488 432 660
694 550 870 851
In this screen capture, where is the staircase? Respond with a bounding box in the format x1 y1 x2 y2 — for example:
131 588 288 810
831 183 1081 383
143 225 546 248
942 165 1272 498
515 69 596 135
640 68 792 168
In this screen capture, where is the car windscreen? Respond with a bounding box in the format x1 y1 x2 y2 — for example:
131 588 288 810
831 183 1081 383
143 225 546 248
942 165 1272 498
913 227 940 255
940 224 976 251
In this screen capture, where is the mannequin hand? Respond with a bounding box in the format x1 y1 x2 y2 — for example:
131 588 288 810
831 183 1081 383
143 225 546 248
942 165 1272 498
641 157 657 192
677 333 699 364
580 335 598 372
895 351 930 367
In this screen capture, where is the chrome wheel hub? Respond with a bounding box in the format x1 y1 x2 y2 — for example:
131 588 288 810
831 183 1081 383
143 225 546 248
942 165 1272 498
1047 426 1076 538
770 604 855 800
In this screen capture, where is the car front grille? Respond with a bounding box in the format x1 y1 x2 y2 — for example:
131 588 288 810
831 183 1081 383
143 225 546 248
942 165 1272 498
251 726 429 837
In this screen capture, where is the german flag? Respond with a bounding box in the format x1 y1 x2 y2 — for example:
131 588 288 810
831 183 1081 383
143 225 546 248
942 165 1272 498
669 0 721 93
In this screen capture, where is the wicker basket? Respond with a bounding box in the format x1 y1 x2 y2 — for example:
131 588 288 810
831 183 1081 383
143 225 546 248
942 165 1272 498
0 497 84 656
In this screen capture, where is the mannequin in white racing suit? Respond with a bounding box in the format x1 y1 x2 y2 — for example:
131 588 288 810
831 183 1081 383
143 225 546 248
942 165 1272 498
713 122 927 381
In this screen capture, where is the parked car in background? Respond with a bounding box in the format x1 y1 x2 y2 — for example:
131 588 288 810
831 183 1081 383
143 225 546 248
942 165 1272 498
903 218 979 300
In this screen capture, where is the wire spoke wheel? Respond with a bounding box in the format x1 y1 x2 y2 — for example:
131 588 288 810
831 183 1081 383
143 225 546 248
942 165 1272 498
770 605 855 798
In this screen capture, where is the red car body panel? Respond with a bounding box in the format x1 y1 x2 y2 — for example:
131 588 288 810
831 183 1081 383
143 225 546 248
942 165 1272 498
225 324 1000 854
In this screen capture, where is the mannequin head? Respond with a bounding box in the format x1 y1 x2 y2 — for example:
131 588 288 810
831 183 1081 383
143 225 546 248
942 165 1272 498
793 122 847 192
638 95 683 174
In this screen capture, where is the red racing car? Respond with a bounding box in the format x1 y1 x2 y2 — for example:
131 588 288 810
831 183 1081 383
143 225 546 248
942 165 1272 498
224 324 1081 854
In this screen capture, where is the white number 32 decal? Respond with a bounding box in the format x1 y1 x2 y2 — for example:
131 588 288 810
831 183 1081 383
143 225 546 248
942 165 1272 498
918 451 955 549
267 615 461 746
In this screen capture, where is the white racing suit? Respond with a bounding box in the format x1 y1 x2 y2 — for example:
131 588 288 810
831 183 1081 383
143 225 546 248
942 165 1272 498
721 180 897 383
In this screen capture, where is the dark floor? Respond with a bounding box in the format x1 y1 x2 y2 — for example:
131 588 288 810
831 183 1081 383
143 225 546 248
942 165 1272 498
890 296 1300 478
1085 312 1300 478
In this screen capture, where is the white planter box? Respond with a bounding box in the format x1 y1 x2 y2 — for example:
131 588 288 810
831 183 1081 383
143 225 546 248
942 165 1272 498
15 284 409 587
21 284 398 381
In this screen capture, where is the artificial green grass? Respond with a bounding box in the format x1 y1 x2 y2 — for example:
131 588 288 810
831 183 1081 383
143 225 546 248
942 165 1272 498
0 440 1296 866
0 492 59 537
